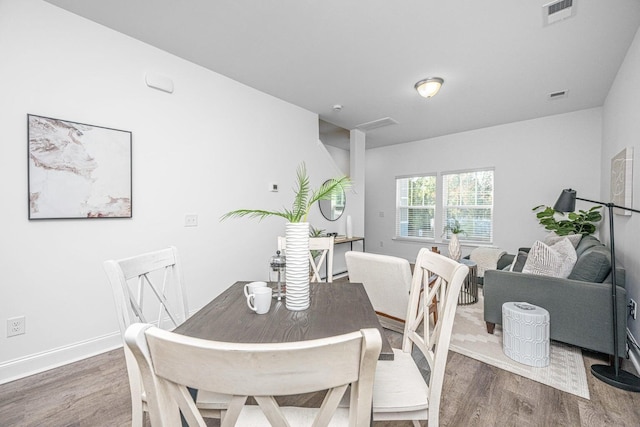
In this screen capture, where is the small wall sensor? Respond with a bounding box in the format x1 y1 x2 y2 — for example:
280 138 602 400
145 72 174 93
270 183 279 192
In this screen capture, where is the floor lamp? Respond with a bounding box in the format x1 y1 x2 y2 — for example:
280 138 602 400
554 189 640 392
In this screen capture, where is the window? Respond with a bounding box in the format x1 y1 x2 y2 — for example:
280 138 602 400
395 168 494 243
396 175 436 239
442 169 494 243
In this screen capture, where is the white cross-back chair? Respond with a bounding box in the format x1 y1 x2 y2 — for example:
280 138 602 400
124 323 382 427
103 247 229 426
371 248 468 427
278 236 335 282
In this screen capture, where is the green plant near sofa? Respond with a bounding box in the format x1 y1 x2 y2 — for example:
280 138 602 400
532 205 602 236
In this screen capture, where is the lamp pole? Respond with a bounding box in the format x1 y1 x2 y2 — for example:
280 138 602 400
572 195 640 391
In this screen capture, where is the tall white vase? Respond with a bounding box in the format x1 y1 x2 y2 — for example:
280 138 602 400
285 222 310 311
448 233 462 261
346 215 353 238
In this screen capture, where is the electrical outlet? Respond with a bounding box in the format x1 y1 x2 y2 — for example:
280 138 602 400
7 316 25 337
630 299 637 320
184 214 198 227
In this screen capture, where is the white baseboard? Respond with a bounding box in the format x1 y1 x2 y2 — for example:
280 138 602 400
0 332 122 385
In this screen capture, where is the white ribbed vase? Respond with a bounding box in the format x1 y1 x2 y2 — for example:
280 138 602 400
448 233 462 261
285 222 310 311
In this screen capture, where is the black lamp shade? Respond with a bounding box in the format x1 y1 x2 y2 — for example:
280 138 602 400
554 189 577 212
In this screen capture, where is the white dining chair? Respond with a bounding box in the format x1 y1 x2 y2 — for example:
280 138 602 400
371 248 468 426
124 323 382 427
278 235 335 282
103 247 229 426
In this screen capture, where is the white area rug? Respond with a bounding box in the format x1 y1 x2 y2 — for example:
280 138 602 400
449 296 590 399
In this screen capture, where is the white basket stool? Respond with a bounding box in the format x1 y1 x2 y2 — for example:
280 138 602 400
502 302 550 367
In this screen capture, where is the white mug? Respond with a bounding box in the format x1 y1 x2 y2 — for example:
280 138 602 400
244 281 267 297
247 287 272 314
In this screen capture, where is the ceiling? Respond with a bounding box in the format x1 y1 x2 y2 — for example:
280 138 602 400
44 0 640 150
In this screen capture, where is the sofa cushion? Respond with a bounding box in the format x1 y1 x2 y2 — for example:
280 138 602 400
510 250 529 272
568 244 611 282
574 235 601 257
522 238 577 278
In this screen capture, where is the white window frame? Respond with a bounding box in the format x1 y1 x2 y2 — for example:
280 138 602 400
395 174 437 241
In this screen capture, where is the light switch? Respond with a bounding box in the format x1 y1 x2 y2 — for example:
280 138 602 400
185 214 198 227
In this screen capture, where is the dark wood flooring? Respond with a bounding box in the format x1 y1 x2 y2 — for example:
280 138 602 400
1 329 640 427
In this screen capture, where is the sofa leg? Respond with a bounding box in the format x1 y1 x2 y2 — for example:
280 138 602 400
486 322 495 334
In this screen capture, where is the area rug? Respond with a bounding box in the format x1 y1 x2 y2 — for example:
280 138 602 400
449 296 590 399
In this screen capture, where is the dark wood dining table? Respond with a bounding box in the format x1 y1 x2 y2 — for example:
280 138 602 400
175 281 394 361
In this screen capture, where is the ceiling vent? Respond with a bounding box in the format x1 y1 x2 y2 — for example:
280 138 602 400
548 90 569 100
543 0 576 26
355 117 398 132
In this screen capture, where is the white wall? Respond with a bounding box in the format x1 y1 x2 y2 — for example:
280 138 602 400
0 0 354 382
602 25 640 367
365 108 603 263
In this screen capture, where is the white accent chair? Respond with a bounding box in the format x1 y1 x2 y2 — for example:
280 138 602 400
278 236 335 282
124 323 382 427
103 247 229 426
345 251 439 332
371 248 468 426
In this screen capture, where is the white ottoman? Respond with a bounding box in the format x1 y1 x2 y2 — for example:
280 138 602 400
502 302 550 367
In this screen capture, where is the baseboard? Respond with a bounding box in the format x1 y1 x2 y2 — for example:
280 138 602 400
0 331 122 385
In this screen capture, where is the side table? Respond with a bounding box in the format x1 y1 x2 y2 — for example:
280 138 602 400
502 302 550 367
458 259 478 305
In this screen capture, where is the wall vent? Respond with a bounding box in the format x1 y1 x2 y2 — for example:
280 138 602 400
548 90 569 100
355 117 398 132
543 0 576 26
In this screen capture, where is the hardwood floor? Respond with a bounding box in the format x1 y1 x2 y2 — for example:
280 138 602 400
1 332 639 427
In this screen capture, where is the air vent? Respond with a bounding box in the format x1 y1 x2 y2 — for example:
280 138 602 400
355 117 398 132
548 90 569 100
543 0 576 26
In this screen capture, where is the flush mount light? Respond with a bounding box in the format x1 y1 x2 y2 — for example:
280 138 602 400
414 77 444 98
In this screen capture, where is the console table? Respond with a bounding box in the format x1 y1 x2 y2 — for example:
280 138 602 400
330 236 365 278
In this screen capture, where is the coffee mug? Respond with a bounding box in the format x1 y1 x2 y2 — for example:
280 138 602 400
247 287 272 314
244 281 267 297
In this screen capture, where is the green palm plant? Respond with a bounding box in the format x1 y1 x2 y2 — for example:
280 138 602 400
221 163 351 223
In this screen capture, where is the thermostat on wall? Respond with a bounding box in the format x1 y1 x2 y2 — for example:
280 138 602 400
269 183 278 192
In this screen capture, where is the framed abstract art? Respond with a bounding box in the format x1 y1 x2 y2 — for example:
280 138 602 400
28 114 132 219
610 147 633 216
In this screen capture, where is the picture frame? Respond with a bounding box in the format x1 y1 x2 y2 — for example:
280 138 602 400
610 147 633 216
28 114 132 219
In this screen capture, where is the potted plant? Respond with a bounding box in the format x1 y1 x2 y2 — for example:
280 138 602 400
221 163 350 310
532 205 602 236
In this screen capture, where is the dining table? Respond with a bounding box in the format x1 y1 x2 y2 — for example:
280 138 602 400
174 280 394 361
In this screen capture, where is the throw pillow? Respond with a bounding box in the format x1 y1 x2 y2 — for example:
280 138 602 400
543 231 582 248
522 238 578 278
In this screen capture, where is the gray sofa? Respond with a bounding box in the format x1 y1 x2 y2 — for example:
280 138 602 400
483 235 627 356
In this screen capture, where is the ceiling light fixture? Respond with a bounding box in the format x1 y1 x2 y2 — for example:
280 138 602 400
414 77 444 98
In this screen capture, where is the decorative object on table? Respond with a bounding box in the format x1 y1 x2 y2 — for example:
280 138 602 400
449 295 589 399
269 250 286 301
346 214 353 238
28 114 132 219
502 302 550 367
244 281 268 297
246 286 273 314
443 218 465 261
553 188 640 392
221 163 350 311
532 204 602 236
610 147 634 216
318 179 346 220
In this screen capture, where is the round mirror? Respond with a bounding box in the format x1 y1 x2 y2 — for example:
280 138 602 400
319 180 346 221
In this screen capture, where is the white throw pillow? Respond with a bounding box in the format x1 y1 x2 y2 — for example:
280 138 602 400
522 238 577 278
543 231 582 248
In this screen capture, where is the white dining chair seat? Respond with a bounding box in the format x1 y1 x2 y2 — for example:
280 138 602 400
372 348 429 420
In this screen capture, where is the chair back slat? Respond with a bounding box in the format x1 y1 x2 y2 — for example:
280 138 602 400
278 236 335 282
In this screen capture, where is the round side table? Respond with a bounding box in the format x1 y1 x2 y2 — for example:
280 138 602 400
458 259 478 305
